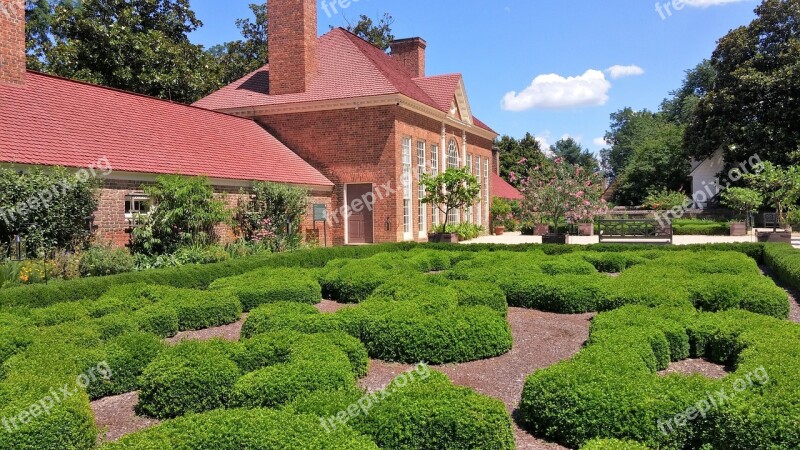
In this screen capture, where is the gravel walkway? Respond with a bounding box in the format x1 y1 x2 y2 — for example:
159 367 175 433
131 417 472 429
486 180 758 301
165 313 249 345
358 307 594 450
658 358 729 378
91 392 160 443
759 264 800 323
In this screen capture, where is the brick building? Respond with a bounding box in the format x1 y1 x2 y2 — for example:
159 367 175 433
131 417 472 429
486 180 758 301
195 0 498 244
0 0 498 247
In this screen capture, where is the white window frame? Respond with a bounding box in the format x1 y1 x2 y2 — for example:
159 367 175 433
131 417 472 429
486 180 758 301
417 141 427 237
125 194 151 224
484 157 490 226
430 144 440 227
476 157 482 226
447 139 460 225
402 137 413 240
465 154 473 224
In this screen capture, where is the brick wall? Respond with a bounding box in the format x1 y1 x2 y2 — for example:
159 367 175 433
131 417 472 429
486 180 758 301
268 0 317 95
257 105 495 244
0 0 25 85
93 179 333 248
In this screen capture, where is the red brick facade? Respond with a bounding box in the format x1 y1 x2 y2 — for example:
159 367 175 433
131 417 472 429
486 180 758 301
267 0 317 95
0 0 25 85
256 105 494 245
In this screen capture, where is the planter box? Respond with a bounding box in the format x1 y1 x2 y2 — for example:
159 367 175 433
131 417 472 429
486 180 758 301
756 231 792 244
542 233 568 244
494 226 505 236
428 233 459 243
577 223 594 236
534 224 550 236
730 222 748 237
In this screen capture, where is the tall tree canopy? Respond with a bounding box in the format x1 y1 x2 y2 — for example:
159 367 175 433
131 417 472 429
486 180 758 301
550 138 599 173
207 3 267 86
25 0 219 104
496 133 548 188
343 13 395 50
685 0 800 166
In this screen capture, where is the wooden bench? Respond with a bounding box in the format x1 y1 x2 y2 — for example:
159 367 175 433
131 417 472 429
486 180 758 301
598 219 673 244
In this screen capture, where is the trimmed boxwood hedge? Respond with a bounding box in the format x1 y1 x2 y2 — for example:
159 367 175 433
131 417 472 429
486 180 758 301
136 331 365 419
209 267 322 311
102 407 379 449
520 305 800 449
582 438 650 449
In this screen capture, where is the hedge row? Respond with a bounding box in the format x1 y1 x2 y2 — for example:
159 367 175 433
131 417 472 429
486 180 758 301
103 408 379 449
520 305 800 449
451 250 788 318
209 267 322 311
136 331 364 419
289 371 515 450
764 243 800 291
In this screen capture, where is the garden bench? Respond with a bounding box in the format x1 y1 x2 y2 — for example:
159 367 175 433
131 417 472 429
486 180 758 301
598 219 673 244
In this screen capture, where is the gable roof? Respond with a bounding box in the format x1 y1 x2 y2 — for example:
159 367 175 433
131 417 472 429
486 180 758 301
492 172 523 200
193 28 496 134
0 71 333 188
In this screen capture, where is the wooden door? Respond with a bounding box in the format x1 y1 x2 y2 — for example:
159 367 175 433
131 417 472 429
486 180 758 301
347 184 374 244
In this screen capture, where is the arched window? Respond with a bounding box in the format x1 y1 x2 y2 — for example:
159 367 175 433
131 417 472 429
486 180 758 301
447 139 460 169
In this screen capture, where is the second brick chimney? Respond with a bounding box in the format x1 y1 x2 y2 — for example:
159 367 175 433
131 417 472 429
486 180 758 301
0 0 26 85
268 0 318 95
390 37 427 78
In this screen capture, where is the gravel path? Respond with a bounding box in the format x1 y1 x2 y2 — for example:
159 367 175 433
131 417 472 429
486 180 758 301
658 358 729 378
91 392 160 443
759 264 800 323
165 313 249 345
359 307 594 450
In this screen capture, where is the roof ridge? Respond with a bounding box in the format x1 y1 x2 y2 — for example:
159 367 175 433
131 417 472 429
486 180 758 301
26 70 253 122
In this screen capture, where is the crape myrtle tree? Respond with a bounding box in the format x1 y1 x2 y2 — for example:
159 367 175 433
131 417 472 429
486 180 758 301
420 167 481 234
235 182 309 252
519 157 606 233
743 162 800 230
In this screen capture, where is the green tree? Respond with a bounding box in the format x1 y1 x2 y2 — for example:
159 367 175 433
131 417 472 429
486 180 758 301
420 168 481 233
131 175 229 255
743 162 800 228
26 0 220 103
235 182 308 252
720 187 763 221
685 0 800 166
496 133 548 188
550 138 599 173
660 60 717 125
0 167 99 256
343 13 395 50
602 109 689 205
208 3 268 86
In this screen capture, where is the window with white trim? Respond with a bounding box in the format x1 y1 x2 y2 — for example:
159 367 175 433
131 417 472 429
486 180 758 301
465 154 473 224
430 144 439 226
484 158 490 224
125 194 151 225
476 157 482 226
417 141 426 234
402 137 413 237
447 139 460 225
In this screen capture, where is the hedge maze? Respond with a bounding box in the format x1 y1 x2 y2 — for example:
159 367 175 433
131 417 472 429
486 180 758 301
0 243 797 449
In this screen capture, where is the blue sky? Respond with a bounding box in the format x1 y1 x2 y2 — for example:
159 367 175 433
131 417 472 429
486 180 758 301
189 0 760 153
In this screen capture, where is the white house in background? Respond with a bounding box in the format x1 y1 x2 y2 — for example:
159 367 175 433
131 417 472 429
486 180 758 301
688 148 725 209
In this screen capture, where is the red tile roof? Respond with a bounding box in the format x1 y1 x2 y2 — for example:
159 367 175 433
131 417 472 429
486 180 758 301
0 71 333 188
194 28 496 134
492 173 523 200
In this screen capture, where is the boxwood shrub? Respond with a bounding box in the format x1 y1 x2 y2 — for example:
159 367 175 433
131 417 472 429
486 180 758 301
102 407 379 450
582 438 650 449
85 331 166 400
209 267 322 311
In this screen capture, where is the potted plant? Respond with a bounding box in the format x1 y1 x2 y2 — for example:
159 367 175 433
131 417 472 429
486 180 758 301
490 197 513 236
720 187 762 236
743 162 800 243
519 158 606 244
420 167 481 243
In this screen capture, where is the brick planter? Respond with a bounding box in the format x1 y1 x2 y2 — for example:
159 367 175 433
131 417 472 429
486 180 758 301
578 223 594 236
730 222 748 237
757 231 792 243
428 233 459 243
534 224 550 236
542 233 568 244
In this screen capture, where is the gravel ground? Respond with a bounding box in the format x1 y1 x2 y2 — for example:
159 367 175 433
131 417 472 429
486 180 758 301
759 264 800 323
91 392 160 443
165 313 248 345
658 358 729 378
358 307 594 450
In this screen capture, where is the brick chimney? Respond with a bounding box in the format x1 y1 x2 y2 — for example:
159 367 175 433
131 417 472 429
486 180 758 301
390 37 427 78
0 0 25 85
268 0 317 95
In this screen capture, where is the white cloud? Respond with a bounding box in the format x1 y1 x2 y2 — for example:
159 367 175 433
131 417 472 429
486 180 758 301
502 69 611 111
605 65 645 79
535 131 552 150
593 137 608 147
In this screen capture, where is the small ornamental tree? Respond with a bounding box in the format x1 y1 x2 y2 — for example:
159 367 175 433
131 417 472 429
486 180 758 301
743 162 800 229
235 182 309 251
420 167 481 233
721 187 763 222
518 158 606 233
